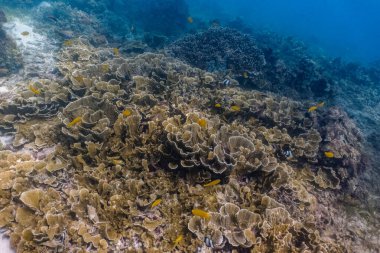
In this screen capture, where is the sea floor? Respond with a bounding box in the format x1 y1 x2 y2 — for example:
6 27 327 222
0 2 380 253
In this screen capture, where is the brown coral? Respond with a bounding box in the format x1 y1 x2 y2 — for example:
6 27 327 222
0 39 366 253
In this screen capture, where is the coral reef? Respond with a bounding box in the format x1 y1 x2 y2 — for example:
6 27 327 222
32 2 104 44
167 28 380 198
0 10 22 76
0 1 377 251
166 27 354 101
168 27 265 73
0 38 368 252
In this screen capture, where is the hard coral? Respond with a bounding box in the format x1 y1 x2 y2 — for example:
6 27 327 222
0 22 22 75
0 38 367 252
169 27 265 73
58 95 118 142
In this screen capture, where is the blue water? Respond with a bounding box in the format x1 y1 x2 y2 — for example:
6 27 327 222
4 0 379 64
187 0 380 64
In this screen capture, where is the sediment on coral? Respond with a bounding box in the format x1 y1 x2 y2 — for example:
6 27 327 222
0 38 367 253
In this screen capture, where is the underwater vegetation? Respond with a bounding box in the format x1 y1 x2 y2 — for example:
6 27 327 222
0 1 379 252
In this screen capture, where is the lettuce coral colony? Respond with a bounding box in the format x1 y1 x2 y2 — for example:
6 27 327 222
0 38 366 252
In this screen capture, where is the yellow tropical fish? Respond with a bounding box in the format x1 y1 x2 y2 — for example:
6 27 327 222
151 199 162 208
187 16 194 23
74 75 84 83
29 84 41 95
230 105 241 112
63 40 73 46
101 64 110 73
112 159 124 165
203 179 221 187
67 117 82 127
214 103 222 108
317 101 325 107
192 209 210 219
243 72 249 78
324 151 334 158
122 109 132 117
197 118 207 128
308 106 318 112
308 101 325 112
113 48 119 56
174 235 183 246
21 31 29 36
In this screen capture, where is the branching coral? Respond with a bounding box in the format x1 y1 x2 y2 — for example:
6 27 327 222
168 27 265 74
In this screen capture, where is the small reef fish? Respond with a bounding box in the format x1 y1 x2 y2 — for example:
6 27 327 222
230 105 241 112
198 118 207 128
29 84 41 95
122 109 132 117
317 101 325 107
21 31 30 36
203 179 221 187
308 101 325 112
174 235 183 246
63 40 73 47
47 15 59 23
222 79 231 86
204 236 214 248
243 71 249 79
59 30 74 38
74 75 84 83
308 106 318 112
151 199 162 208
192 209 210 219
130 25 136 34
67 117 82 128
0 68 9 75
113 48 119 56
214 103 222 108
187 16 194 24
324 151 334 158
112 159 124 165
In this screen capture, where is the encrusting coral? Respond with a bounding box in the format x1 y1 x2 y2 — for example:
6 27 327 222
0 38 366 252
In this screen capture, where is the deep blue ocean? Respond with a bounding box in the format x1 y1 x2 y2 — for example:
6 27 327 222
0 1 379 252
189 0 380 64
